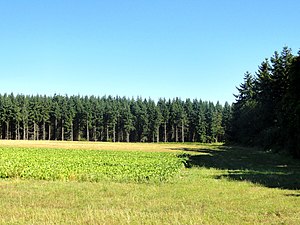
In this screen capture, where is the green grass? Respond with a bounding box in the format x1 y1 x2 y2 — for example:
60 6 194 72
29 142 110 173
0 142 299 224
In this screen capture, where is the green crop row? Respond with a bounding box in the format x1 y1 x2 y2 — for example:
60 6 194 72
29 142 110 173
0 147 185 183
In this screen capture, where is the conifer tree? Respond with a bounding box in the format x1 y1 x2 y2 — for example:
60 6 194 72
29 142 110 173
157 98 169 142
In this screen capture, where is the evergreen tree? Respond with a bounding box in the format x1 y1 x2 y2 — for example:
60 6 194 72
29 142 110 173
195 100 207 142
284 53 300 157
104 96 119 142
0 93 232 145
120 98 134 142
185 98 196 142
230 47 300 157
50 95 62 140
0 94 14 139
147 99 162 142
231 72 257 145
210 101 224 142
157 98 170 142
222 101 232 141
131 98 149 142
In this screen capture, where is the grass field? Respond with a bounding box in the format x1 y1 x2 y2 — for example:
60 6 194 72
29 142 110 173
0 140 299 224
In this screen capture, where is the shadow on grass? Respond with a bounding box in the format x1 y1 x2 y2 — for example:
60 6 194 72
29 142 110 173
174 146 300 190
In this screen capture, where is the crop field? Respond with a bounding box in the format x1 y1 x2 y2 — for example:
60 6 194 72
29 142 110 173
0 147 184 183
0 140 299 224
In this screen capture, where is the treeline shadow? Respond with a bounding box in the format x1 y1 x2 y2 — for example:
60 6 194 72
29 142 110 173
173 146 300 190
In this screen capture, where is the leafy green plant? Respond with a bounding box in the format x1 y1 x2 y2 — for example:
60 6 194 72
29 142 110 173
0 147 184 183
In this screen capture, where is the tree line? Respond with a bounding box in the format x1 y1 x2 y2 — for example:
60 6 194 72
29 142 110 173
230 47 300 157
0 94 231 143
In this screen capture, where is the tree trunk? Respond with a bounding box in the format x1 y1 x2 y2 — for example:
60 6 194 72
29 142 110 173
70 122 73 141
126 131 130 143
164 122 167 142
17 122 20 140
86 119 89 141
48 124 51 140
26 125 29 140
54 118 57 140
175 125 178 142
119 130 124 141
113 124 116 142
106 126 109 141
15 122 18 140
23 122 26 140
15 124 17 140
156 126 159 143
43 121 46 140
6 121 9 140
33 122 36 140
181 121 184 143
118 130 121 142
99 130 103 141
37 123 39 140
93 126 97 141
61 119 64 141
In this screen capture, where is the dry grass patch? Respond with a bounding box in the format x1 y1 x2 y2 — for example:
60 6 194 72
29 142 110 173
0 140 216 152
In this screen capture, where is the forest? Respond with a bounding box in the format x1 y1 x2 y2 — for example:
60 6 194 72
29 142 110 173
0 94 231 143
0 47 299 158
230 47 300 158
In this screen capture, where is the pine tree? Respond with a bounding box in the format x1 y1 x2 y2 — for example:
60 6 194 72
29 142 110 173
157 98 169 142
284 53 300 157
147 99 162 142
211 101 224 142
185 98 196 142
222 101 232 141
195 101 207 142
121 98 134 142
50 95 62 140
231 72 258 144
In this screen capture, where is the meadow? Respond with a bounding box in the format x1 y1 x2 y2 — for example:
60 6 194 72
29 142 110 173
0 140 299 224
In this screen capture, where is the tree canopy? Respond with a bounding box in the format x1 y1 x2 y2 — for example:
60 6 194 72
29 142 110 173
230 47 300 157
0 94 230 143
1 46 299 158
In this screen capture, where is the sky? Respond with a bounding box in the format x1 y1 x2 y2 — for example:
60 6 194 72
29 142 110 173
0 0 299 105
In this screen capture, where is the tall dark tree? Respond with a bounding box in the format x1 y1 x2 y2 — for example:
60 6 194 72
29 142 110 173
185 98 196 142
147 99 162 142
120 98 134 142
195 100 207 142
211 101 224 142
157 98 169 142
0 94 14 139
222 101 232 141
231 47 300 157
50 95 61 140
231 72 257 145
283 52 300 157
131 98 149 142
104 96 119 142
169 98 187 142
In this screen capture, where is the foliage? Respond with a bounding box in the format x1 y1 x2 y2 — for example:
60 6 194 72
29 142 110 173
0 94 230 143
231 47 300 157
0 147 184 183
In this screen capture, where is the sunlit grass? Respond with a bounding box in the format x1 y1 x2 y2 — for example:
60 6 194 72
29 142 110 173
0 141 299 224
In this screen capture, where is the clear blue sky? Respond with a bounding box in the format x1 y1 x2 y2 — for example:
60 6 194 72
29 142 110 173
0 0 299 104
